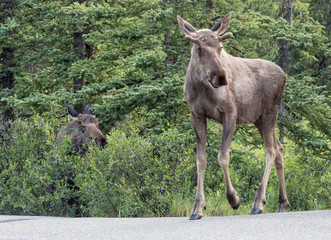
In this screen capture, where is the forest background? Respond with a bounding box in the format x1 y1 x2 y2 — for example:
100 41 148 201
0 0 330 217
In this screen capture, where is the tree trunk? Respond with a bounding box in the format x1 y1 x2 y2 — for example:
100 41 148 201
73 31 85 92
0 0 16 129
73 0 86 113
164 30 174 73
163 0 173 73
278 0 293 143
206 0 215 17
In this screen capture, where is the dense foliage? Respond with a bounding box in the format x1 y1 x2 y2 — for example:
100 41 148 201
0 0 330 217
0 117 329 217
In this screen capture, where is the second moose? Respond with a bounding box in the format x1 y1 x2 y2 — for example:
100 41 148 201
56 104 106 155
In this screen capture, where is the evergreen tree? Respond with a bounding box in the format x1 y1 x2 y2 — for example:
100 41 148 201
0 0 329 151
0 0 17 128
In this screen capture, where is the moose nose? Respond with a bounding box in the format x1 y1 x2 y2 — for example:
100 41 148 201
101 137 107 148
208 72 217 88
209 70 227 88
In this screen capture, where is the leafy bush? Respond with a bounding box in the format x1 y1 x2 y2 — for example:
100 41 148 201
0 116 329 217
0 117 85 216
188 120 330 214
78 127 196 217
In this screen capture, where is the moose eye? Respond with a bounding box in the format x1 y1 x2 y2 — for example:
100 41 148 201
197 47 202 54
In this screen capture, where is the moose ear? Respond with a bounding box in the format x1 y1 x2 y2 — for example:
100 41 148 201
185 35 199 44
211 12 231 35
65 104 79 118
177 15 197 36
218 32 233 42
85 105 94 115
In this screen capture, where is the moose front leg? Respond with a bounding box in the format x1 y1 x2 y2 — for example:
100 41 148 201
218 115 240 210
190 114 207 220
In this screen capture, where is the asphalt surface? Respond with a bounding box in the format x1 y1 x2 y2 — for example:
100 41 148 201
0 210 330 240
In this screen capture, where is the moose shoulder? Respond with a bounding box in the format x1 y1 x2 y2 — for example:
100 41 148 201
178 12 289 220
56 105 106 155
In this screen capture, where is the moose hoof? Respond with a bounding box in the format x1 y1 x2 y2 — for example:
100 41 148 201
189 213 202 220
250 208 263 215
231 201 240 210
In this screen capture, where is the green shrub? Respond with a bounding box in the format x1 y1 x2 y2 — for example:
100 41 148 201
188 120 330 214
78 127 196 217
0 116 329 217
0 118 85 216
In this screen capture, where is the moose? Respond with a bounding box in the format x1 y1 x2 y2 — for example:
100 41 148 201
55 104 106 216
56 104 106 155
177 12 289 220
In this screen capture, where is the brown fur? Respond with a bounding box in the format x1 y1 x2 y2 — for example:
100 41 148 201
56 111 106 155
178 12 289 219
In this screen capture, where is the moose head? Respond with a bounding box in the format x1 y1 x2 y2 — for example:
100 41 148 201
178 12 233 88
56 104 106 154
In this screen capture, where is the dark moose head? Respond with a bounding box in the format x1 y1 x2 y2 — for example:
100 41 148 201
56 104 106 154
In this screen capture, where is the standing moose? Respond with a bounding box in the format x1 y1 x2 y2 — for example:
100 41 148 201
177 12 289 220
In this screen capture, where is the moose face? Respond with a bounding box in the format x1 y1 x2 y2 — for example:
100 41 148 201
178 13 233 88
56 104 106 154
75 114 106 148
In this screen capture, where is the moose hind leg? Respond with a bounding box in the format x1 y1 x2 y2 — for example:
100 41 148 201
251 121 276 214
274 136 289 212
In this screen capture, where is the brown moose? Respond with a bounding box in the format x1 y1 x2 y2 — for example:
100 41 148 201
177 12 289 220
56 104 106 155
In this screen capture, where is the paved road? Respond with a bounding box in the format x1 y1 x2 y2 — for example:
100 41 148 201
0 210 330 240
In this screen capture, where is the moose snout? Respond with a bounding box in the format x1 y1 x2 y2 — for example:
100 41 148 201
100 137 107 148
209 70 227 88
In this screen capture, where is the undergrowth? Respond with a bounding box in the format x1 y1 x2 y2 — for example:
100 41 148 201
0 116 329 217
